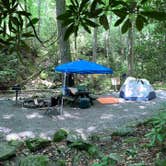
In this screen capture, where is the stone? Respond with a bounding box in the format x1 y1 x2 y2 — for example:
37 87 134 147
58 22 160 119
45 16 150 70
0 142 16 160
66 132 82 144
9 140 24 149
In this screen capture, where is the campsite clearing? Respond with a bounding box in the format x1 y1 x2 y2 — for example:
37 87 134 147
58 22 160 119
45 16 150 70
0 90 165 141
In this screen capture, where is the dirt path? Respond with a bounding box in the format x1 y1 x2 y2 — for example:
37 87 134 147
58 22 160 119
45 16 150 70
0 90 165 141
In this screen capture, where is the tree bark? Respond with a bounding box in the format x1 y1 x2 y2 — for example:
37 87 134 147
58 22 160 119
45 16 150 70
92 20 98 62
37 0 41 35
24 0 27 32
128 22 134 76
104 15 112 58
55 0 71 63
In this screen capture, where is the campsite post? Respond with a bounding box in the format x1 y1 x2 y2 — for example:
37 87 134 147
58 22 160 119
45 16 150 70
60 72 67 115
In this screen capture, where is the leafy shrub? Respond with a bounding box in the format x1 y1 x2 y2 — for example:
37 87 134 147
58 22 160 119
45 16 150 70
53 129 68 142
0 69 17 89
155 159 166 166
146 112 166 146
18 155 51 166
92 153 121 166
25 138 51 152
40 71 48 80
111 127 134 137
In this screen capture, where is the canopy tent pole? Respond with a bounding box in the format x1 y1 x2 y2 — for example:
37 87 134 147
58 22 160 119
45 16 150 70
60 72 67 115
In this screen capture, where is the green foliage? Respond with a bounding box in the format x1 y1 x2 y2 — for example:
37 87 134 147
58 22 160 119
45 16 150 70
25 138 51 152
125 147 138 158
69 140 99 157
146 112 166 146
123 137 139 144
88 145 99 157
53 129 68 142
57 0 98 40
155 159 166 166
8 140 24 149
111 127 134 137
18 155 51 166
0 69 16 83
0 0 39 53
69 140 90 150
0 0 165 88
57 0 166 40
55 159 66 166
92 153 121 166
40 71 48 80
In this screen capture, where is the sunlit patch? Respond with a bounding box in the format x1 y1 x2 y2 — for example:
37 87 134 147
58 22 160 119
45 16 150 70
75 128 87 140
157 90 166 99
151 101 157 104
39 133 51 140
139 106 146 109
19 131 35 139
141 112 147 115
56 115 65 120
56 112 81 120
118 99 126 103
0 127 11 133
6 131 35 141
2 114 14 119
123 109 129 112
87 126 96 132
64 112 81 119
26 112 43 119
100 114 114 119
6 133 20 141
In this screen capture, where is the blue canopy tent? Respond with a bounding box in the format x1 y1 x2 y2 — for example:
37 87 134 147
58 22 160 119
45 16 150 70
55 59 113 114
55 59 113 74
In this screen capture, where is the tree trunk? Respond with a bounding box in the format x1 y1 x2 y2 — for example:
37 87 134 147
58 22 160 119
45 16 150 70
55 0 71 63
37 0 41 35
128 22 134 76
104 15 112 59
24 0 27 32
92 20 98 62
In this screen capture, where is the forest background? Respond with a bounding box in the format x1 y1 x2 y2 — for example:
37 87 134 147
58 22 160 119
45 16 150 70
0 0 166 91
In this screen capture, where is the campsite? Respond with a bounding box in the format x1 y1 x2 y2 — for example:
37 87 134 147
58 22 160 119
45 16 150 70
0 0 166 166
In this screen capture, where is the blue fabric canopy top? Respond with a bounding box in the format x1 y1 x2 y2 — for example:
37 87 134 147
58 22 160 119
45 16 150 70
55 59 113 74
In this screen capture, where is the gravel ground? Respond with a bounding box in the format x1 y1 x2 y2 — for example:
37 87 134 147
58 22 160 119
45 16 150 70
0 90 166 141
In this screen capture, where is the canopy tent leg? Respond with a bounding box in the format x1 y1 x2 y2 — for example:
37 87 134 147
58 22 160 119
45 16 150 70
59 72 67 115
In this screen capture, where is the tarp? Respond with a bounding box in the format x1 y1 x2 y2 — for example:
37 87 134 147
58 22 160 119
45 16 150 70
55 59 113 74
97 97 119 104
119 77 156 101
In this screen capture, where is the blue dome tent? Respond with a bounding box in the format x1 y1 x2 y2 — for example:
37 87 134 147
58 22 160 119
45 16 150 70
55 59 113 114
119 77 156 101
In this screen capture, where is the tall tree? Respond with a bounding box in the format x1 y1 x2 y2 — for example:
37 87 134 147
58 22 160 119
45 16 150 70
127 21 134 76
92 20 98 62
37 0 41 35
55 0 71 63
